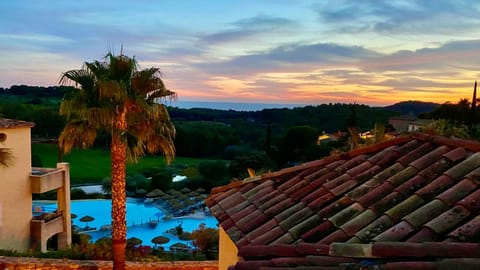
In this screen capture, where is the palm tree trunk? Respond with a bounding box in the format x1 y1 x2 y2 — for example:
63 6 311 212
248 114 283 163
111 110 127 270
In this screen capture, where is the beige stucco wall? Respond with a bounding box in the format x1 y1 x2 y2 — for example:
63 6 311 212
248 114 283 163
0 126 32 251
218 226 238 270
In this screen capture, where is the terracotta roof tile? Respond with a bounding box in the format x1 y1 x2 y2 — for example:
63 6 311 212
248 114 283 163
347 162 405 199
245 219 278 243
0 118 35 128
373 220 416 241
396 142 434 166
252 227 284 245
403 199 448 229
230 204 256 222
275 203 305 223
424 205 470 235
345 160 374 177
318 228 349 244
407 226 439 242
226 200 251 216
443 152 480 180
236 210 268 233
415 175 455 200
239 244 299 258
301 220 336 243
385 194 425 222
279 207 313 232
270 232 295 245
304 255 358 266
206 134 480 270
328 202 365 227
408 145 450 171
435 178 477 206
218 192 245 210
301 186 329 205
220 218 236 232
456 189 480 212
356 181 395 206
354 215 394 242
263 196 293 215
448 215 480 242
243 180 274 199
340 209 377 237
295 243 330 255
288 214 321 239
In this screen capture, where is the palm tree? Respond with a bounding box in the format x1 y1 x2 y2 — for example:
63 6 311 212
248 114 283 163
58 52 176 270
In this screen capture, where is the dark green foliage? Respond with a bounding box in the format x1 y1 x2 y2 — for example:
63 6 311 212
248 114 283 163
421 99 475 123
229 151 272 178
191 223 218 260
198 160 229 181
70 188 87 199
385 100 439 116
148 168 173 191
273 125 321 166
31 154 43 167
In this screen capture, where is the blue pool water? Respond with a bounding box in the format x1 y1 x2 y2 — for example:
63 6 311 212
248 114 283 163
36 199 218 249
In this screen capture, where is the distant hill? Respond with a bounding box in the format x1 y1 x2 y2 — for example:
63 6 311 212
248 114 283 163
384 101 440 116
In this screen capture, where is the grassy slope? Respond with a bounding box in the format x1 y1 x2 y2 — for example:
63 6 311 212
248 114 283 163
32 143 210 185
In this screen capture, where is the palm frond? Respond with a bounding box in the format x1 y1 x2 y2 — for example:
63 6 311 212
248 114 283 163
58 120 97 154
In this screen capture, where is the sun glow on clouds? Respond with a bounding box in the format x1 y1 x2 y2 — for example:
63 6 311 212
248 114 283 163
1 1 480 105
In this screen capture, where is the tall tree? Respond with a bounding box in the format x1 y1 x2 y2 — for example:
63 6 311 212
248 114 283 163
58 52 176 269
471 80 478 125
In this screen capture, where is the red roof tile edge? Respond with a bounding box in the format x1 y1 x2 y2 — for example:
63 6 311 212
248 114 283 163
0 118 35 129
209 135 417 196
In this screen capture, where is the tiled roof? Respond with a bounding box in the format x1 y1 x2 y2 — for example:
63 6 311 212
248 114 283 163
206 133 480 270
0 118 35 129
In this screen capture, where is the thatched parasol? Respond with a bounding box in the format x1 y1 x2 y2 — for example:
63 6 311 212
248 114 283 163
79 215 94 228
95 237 112 245
180 187 191 193
151 235 170 247
146 189 164 198
126 237 143 247
195 188 206 193
136 188 147 196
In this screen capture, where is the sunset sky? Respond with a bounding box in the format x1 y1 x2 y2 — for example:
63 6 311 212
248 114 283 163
1 0 480 106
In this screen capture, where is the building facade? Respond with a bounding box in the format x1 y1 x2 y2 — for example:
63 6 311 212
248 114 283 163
0 118 71 252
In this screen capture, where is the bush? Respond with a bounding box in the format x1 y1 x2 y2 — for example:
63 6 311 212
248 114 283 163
198 160 229 181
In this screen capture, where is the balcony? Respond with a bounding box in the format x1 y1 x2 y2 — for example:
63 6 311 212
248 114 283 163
30 163 71 252
30 167 65 193
30 211 65 251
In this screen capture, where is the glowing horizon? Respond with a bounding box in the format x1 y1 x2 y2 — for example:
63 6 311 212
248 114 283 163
1 1 480 106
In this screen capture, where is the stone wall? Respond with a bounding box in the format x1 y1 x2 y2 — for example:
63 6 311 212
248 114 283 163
0 256 218 270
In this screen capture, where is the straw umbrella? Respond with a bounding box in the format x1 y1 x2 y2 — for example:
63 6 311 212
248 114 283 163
79 215 94 229
146 189 164 198
195 188 206 194
151 236 170 248
126 237 142 248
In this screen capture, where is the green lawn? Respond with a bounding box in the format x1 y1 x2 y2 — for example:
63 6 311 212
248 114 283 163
32 143 215 185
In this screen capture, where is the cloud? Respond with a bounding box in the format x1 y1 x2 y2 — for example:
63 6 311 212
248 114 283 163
313 0 480 35
361 39 480 72
195 42 380 76
200 15 297 45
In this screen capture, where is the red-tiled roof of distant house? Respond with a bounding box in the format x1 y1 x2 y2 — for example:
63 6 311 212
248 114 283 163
206 133 480 270
0 118 35 129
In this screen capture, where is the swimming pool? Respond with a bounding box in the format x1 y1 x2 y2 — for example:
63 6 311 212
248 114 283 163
35 199 218 249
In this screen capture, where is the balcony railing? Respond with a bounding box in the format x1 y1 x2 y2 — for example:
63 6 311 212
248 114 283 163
30 211 64 247
30 167 65 193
